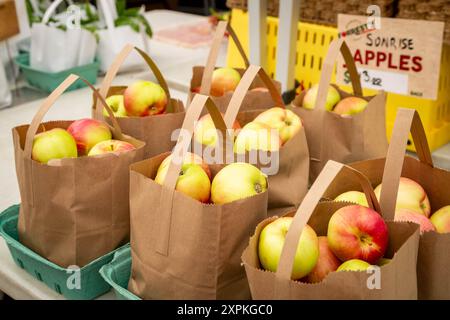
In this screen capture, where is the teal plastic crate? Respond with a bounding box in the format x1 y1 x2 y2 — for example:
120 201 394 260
0 205 125 300
14 53 99 93
99 245 141 300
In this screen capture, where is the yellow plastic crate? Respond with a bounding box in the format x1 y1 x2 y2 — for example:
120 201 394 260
227 9 450 151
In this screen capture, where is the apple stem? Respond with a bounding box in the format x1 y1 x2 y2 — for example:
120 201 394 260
254 183 262 193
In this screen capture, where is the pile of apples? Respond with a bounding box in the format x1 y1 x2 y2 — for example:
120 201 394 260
258 204 390 283
300 84 368 116
191 67 269 97
104 80 168 118
154 152 267 205
193 107 302 152
31 119 136 164
335 177 450 235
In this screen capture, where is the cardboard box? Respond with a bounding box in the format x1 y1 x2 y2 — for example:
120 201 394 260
0 0 20 41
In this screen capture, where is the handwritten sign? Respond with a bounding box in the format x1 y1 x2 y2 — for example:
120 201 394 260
337 15 444 100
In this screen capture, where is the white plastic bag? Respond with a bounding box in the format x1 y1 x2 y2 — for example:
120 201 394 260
0 60 12 109
96 0 150 73
30 0 97 73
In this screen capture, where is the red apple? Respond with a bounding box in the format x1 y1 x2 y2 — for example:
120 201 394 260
374 177 431 217
430 205 450 234
210 67 241 97
88 139 136 156
327 205 388 264
395 209 435 234
193 113 240 147
333 97 368 116
32 128 78 164
67 119 112 156
258 217 319 280
253 107 302 145
155 162 211 203
124 80 167 116
303 236 341 283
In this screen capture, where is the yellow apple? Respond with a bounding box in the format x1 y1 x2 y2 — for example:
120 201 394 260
334 191 369 207
193 113 240 147
258 217 319 280
210 67 241 97
374 177 431 217
211 162 267 205
103 95 128 117
430 205 450 234
333 97 368 116
253 107 302 145
302 84 340 111
32 128 78 164
234 122 281 154
155 162 211 203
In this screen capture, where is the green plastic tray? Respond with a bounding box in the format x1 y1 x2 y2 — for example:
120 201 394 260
99 245 141 300
14 53 99 93
0 205 125 300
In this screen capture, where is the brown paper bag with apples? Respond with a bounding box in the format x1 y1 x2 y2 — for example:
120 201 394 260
92 44 185 158
325 108 450 300
12 75 145 267
291 39 388 183
242 160 420 299
127 94 269 299
218 65 309 214
189 21 281 113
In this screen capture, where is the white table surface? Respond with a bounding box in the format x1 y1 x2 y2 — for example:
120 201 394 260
0 9 449 300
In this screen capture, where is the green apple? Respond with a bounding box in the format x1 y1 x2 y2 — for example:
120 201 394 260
211 162 267 205
334 191 369 207
337 259 371 272
155 163 211 203
234 121 281 153
430 205 450 234
258 217 319 280
374 177 431 217
210 67 241 97
32 128 78 164
333 97 368 116
302 84 340 111
103 95 128 117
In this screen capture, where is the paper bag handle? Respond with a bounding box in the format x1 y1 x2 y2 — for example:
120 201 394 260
274 160 380 298
224 65 284 128
24 74 123 159
94 44 174 119
199 21 250 95
315 38 362 111
155 94 233 256
378 108 433 220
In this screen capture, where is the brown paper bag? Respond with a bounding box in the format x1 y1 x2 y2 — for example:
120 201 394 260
222 65 309 214
326 108 450 300
92 44 185 158
291 39 388 182
13 75 145 268
189 21 281 113
242 160 420 299
128 94 269 299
